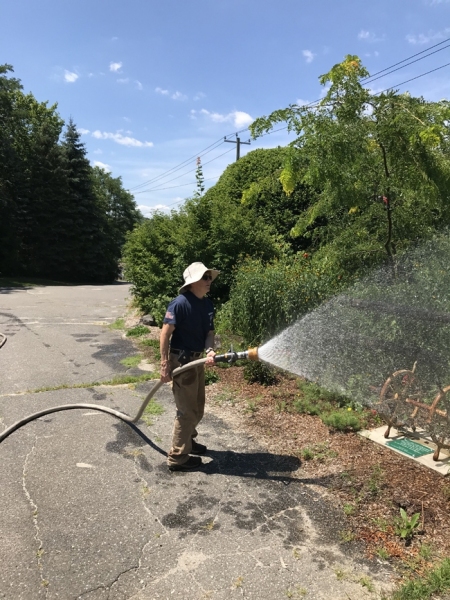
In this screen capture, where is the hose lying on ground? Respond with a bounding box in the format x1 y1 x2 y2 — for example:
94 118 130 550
0 348 259 444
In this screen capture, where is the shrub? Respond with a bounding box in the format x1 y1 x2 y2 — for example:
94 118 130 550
225 255 337 346
321 411 362 431
205 370 220 385
243 361 279 386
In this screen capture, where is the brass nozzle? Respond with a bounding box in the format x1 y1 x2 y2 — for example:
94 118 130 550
247 347 259 361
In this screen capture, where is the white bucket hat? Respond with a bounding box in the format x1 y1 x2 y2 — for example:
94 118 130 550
179 262 220 293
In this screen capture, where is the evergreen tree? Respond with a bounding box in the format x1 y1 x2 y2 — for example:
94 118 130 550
60 119 116 282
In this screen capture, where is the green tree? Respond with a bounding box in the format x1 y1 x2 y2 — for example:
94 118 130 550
250 55 450 278
91 166 142 249
0 64 23 272
59 119 116 281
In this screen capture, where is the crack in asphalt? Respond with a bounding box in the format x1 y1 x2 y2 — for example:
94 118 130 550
22 436 49 597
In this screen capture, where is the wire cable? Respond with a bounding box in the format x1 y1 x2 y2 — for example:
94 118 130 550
132 40 450 200
134 146 235 194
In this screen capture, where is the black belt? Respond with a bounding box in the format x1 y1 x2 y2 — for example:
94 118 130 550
170 348 203 359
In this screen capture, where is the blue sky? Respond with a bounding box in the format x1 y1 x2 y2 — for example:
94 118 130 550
3 0 450 216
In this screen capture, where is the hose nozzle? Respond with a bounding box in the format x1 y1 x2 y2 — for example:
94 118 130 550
213 347 259 364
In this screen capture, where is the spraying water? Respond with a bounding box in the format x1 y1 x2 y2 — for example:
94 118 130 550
258 232 450 422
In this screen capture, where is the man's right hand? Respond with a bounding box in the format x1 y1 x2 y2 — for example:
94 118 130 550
160 361 172 382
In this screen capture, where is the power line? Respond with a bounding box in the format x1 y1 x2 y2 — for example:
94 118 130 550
361 35 450 84
133 146 236 193
133 39 450 199
363 42 450 86
379 59 450 93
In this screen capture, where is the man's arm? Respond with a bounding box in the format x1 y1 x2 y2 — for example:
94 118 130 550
204 330 216 366
160 323 175 382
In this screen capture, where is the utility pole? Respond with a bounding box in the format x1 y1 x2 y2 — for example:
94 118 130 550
224 134 251 161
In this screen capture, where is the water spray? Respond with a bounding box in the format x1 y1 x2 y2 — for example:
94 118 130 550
0 349 260 444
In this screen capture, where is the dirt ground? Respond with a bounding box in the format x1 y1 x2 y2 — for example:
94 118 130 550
204 364 450 577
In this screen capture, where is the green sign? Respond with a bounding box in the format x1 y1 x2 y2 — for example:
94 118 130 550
386 437 434 458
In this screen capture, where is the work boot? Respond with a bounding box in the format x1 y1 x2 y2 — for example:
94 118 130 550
191 439 207 455
168 456 203 471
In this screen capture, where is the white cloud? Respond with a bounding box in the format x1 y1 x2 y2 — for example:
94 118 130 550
117 78 129 84
91 130 154 147
123 117 131 122
302 49 315 63
194 92 206 101
406 27 450 44
358 29 385 42
64 70 79 83
296 98 312 108
93 161 111 172
135 80 143 90
195 109 253 128
77 128 90 135
427 0 450 4
109 61 122 72
93 148 103 155
171 90 188 101
155 86 169 95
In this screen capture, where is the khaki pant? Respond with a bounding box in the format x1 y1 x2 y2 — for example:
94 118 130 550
167 354 205 467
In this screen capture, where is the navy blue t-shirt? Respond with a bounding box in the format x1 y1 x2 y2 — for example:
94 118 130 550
163 291 214 353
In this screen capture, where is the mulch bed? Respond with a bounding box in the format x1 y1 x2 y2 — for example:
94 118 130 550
205 365 450 573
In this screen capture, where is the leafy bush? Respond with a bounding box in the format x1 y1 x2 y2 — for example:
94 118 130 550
224 255 341 346
243 361 279 386
205 369 220 385
321 411 362 431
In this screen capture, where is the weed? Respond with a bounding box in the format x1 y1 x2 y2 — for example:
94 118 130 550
245 400 259 413
339 530 356 543
388 557 450 600
301 447 315 461
292 547 302 560
41 580 49 587
419 544 433 560
108 318 125 330
293 396 326 416
367 464 384 497
395 508 420 541
234 576 244 588
202 521 215 531
143 399 164 416
376 547 390 560
29 373 159 395
372 516 390 533
334 568 347 581
442 484 450 501
126 325 149 337
359 576 375 592
120 355 142 368
343 503 356 516
275 400 288 413
139 338 161 361
300 442 337 462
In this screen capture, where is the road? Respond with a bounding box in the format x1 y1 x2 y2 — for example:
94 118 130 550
0 283 393 599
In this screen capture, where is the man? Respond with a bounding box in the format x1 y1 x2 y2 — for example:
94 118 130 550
160 262 219 471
